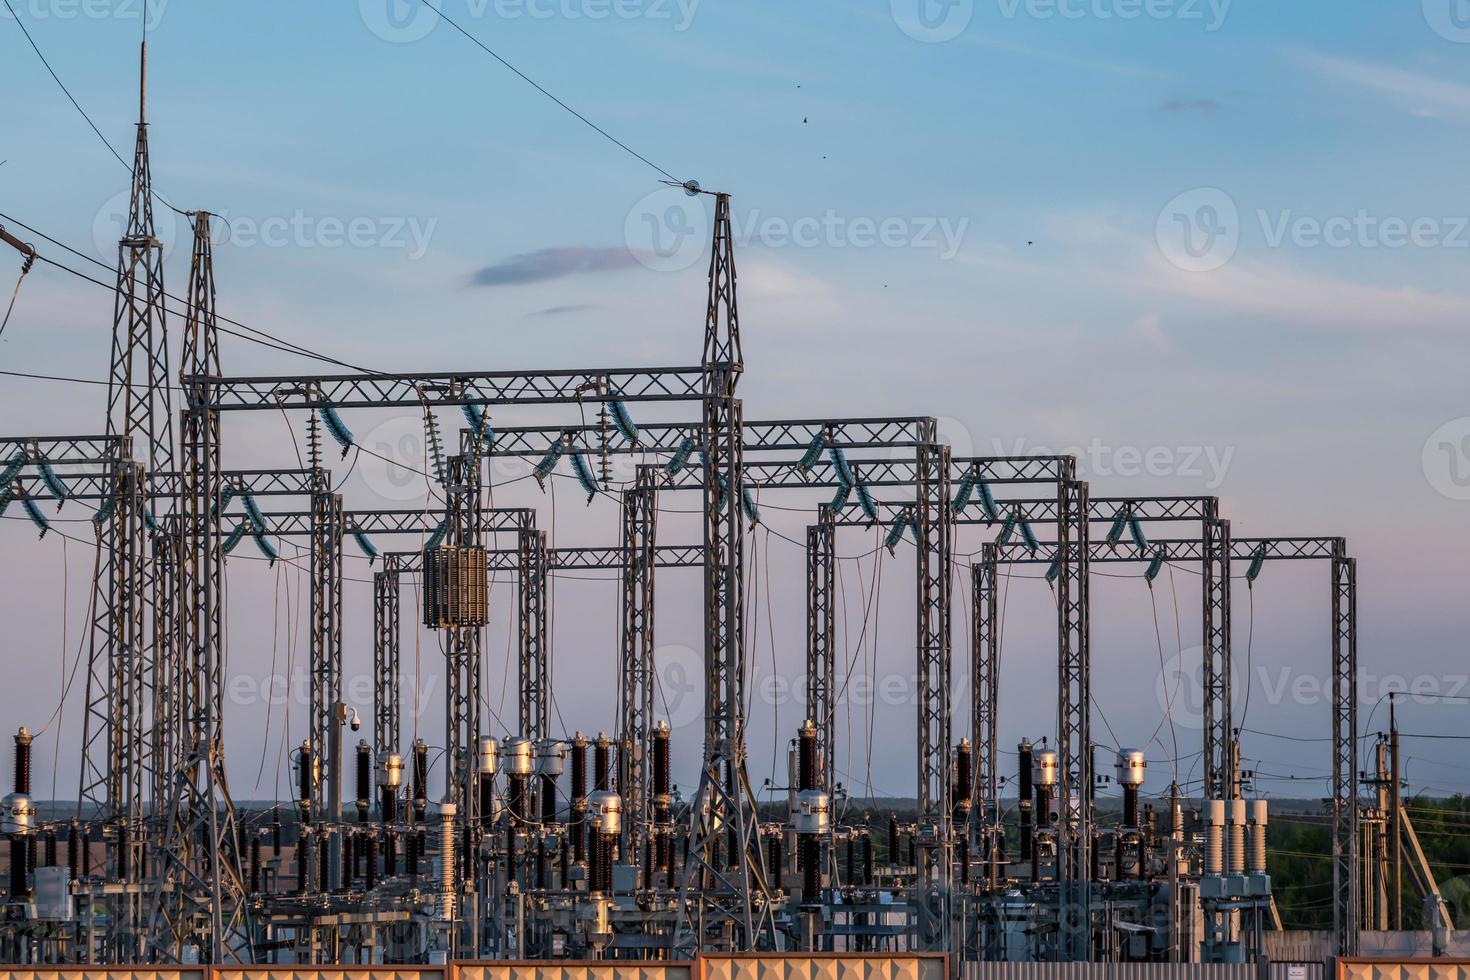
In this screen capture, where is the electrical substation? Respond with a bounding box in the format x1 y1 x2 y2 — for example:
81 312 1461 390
0 36 1443 975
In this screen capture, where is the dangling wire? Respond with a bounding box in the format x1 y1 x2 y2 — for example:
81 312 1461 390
0 242 35 341
317 405 354 458
606 399 639 446
665 435 694 476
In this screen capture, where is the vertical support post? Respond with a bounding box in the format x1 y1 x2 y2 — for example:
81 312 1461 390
1056 478 1091 960
518 525 549 741
374 555 403 760
443 452 485 816
148 213 250 961
972 547 999 887
806 506 836 795
676 190 771 953
914 436 953 949
1332 546 1360 956
619 467 657 859
1202 516 1233 802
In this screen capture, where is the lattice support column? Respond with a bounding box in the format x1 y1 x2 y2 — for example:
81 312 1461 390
1332 548 1360 956
806 506 836 795
1055 478 1091 960
518 525 549 741
373 554 403 760
1202 516 1233 802
443 453 485 817
914 437 953 950
619 467 658 858
972 547 999 887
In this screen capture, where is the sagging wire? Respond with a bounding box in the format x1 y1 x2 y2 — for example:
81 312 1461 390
317 405 353 458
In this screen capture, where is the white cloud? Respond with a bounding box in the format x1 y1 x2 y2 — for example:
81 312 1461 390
1296 51 1470 121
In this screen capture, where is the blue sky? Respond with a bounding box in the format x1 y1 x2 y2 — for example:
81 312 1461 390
2 0 1469 803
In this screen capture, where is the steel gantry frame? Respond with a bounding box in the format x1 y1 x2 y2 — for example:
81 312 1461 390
981 533 1359 955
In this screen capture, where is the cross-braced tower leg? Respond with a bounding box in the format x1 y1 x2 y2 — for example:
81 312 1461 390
374 555 403 761
1055 478 1091 960
618 467 658 861
806 506 836 797
972 548 999 889
674 191 772 954
1331 547 1359 956
1202 516 1232 802
518 525 549 741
